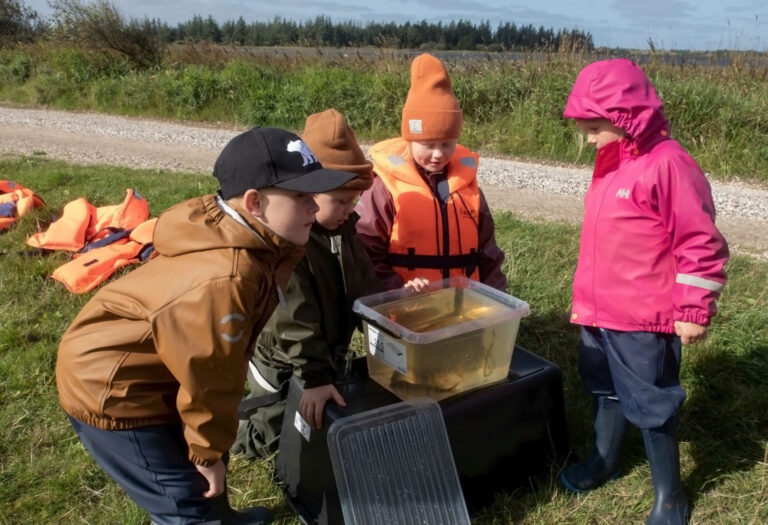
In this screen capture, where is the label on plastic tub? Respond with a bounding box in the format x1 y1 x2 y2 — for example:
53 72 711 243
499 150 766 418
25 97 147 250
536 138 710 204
294 411 311 442
368 325 407 374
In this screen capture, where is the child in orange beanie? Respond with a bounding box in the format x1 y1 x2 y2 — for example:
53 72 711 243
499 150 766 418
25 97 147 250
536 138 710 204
355 53 506 291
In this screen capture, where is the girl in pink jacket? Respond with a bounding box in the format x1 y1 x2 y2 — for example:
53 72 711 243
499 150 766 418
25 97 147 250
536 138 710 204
559 59 728 525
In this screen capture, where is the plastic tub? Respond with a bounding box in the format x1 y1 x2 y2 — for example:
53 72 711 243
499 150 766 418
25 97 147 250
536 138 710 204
353 277 530 401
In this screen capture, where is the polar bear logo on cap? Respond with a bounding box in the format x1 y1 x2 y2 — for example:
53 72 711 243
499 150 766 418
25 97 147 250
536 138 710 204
286 139 318 167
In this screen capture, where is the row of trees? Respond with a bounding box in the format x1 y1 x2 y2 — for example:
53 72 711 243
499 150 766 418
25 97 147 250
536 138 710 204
159 15 594 52
1 0 594 69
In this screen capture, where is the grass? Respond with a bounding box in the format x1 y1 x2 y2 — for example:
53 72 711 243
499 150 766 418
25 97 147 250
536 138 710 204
2 43 768 183
1 156 767 523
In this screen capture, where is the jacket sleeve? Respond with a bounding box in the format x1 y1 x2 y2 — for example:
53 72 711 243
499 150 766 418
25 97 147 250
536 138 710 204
352 234 390 296
354 176 405 289
151 277 257 466
652 149 729 325
477 189 508 292
347 230 390 332
263 264 339 389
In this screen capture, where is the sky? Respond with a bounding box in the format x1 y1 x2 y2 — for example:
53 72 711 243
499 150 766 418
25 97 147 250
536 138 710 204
23 0 768 51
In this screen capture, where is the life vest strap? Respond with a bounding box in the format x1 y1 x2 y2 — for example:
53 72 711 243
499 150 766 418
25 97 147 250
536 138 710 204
80 228 131 253
0 201 17 218
387 248 479 274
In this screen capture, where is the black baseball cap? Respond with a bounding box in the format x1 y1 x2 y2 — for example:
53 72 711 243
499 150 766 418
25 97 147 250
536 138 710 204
214 127 357 199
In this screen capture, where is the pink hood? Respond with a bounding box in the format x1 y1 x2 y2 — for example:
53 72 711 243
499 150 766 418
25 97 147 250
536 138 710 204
564 59 728 333
563 58 669 143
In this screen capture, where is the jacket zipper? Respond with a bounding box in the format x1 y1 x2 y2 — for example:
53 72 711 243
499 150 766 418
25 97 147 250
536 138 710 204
591 174 613 324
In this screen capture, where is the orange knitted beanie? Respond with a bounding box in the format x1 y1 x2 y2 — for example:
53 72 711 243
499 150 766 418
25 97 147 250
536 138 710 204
401 53 463 141
301 108 373 191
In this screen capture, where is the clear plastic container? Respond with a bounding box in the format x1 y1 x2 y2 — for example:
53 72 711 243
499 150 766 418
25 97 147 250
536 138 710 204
353 277 530 401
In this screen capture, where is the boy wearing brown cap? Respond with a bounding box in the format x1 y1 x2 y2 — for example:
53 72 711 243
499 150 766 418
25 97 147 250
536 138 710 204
232 109 429 459
355 53 506 291
56 127 356 524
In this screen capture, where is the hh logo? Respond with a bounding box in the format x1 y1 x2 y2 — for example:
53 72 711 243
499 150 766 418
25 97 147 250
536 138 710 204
287 140 318 166
615 188 631 199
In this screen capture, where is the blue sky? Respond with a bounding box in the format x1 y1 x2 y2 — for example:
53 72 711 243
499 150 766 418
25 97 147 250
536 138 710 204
24 0 768 51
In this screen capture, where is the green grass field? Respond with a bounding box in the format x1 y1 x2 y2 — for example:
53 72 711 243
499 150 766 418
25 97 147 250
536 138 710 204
1 156 766 523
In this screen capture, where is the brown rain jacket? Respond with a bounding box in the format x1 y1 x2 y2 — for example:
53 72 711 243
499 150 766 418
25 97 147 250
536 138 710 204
56 194 304 466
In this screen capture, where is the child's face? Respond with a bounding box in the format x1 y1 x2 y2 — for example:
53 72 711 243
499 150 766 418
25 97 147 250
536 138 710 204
575 119 626 149
314 188 362 231
410 140 457 173
252 187 319 245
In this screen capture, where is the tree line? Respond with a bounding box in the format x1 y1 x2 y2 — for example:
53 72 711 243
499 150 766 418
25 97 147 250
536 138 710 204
2 0 594 70
156 15 594 52
2 0 593 52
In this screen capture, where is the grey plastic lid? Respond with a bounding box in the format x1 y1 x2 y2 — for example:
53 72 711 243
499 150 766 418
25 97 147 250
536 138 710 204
327 398 471 525
352 276 530 344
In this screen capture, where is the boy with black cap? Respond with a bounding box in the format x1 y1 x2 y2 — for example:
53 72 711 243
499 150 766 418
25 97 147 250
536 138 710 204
56 127 356 525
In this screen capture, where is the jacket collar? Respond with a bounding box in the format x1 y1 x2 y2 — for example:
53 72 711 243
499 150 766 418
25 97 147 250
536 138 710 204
594 124 672 179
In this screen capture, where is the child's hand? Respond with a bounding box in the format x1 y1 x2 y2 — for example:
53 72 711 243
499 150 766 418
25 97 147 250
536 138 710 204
299 384 347 429
404 277 430 292
674 321 708 345
195 459 226 498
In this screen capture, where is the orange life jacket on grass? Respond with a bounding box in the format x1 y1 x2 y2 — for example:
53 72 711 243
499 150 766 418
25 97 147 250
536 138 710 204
0 180 45 231
26 189 154 293
27 189 149 251
52 218 157 293
369 138 481 283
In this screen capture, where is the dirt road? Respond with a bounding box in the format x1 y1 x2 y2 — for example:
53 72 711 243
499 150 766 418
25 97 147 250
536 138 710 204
2 106 766 258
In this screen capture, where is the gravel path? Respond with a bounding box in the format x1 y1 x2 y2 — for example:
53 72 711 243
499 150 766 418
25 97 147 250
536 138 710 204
2 106 767 258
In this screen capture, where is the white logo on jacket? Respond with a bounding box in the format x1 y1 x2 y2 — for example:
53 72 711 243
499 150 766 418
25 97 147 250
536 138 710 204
615 188 631 199
286 140 318 166
220 312 246 343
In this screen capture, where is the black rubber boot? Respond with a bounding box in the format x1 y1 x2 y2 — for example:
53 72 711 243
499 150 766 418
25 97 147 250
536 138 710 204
642 416 689 525
222 504 272 525
222 501 272 525
215 493 272 525
560 396 628 493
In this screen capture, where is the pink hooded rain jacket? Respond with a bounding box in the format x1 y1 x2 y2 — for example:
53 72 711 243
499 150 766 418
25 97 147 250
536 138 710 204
564 59 729 334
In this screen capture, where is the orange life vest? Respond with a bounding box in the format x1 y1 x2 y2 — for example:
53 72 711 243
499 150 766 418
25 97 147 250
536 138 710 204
25 189 154 293
369 138 481 283
0 180 45 231
52 218 157 293
27 189 149 251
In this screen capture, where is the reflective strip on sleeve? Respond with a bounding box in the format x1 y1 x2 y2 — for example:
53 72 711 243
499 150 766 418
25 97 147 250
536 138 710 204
675 273 724 292
248 361 279 393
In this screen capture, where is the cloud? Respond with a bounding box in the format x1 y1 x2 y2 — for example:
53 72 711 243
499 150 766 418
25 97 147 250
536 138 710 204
728 1 768 12
612 0 693 21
